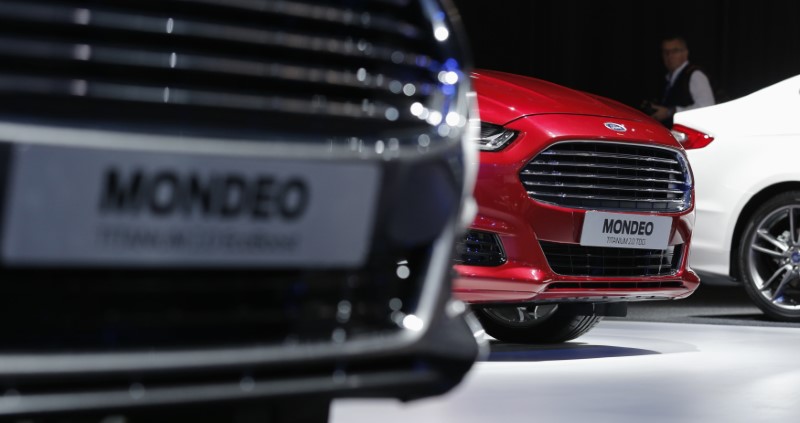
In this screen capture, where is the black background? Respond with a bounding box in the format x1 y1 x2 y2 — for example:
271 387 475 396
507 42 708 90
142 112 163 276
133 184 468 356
452 0 800 109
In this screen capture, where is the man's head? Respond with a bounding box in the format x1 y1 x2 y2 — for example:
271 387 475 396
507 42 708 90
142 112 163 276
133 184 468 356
661 37 689 73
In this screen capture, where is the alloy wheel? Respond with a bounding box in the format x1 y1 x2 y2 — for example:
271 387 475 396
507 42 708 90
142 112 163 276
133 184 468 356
747 205 800 310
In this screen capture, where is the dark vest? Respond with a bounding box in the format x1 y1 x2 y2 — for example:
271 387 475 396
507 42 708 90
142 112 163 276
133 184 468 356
660 64 703 126
663 64 701 108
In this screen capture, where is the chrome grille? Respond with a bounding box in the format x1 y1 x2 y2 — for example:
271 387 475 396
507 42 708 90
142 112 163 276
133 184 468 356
520 141 691 211
0 0 464 143
539 241 684 277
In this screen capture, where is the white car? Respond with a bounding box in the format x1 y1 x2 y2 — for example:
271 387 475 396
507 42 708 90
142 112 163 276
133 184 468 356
673 74 800 321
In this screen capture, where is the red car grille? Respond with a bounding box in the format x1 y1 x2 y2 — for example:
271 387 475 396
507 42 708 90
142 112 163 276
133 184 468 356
539 241 684 277
520 141 691 212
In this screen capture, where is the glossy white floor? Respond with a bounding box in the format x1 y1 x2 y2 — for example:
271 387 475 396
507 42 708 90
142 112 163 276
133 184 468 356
332 320 800 423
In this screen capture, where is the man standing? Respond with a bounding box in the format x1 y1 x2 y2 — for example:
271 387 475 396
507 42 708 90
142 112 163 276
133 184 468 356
649 36 715 127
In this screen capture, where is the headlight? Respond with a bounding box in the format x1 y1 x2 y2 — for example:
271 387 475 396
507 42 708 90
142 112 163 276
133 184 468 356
475 122 517 151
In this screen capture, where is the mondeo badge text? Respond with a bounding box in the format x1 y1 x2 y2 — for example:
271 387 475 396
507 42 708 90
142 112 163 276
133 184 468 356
602 218 654 236
99 169 309 220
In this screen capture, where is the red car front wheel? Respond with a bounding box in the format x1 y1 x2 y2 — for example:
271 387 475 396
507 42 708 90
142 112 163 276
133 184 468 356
475 304 603 344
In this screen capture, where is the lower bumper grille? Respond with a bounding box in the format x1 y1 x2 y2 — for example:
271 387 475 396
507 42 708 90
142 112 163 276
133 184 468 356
0 258 425 352
454 230 506 267
540 241 684 277
546 281 685 290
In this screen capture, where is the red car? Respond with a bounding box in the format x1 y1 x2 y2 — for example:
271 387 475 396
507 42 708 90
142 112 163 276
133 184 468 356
454 70 700 343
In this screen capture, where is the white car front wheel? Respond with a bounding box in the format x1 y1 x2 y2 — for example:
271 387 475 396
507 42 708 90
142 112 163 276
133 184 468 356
739 191 800 321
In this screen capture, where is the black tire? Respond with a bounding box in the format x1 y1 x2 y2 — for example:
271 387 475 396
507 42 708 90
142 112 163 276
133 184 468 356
738 191 800 321
474 304 603 343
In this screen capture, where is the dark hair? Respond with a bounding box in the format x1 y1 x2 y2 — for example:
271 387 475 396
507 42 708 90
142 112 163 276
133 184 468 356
661 35 688 50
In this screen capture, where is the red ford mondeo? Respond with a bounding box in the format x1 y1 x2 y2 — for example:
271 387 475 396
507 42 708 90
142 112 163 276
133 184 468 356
454 70 699 343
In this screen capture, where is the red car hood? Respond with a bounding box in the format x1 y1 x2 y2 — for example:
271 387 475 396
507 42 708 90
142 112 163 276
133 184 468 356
472 69 648 125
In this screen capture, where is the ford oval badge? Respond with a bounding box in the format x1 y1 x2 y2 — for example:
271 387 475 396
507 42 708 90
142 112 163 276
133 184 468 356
604 122 627 132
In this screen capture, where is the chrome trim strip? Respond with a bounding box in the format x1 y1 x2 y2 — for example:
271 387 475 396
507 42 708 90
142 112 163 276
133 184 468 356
0 1 428 67
528 161 682 175
522 181 685 194
520 170 680 185
539 150 679 164
526 191 685 203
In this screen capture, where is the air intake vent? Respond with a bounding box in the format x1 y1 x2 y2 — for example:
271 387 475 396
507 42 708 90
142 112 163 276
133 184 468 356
539 241 684 277
0 0 462 142
520 141 691 212
454 230 506 266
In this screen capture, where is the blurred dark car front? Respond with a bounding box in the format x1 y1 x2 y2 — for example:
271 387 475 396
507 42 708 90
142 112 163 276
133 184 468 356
0 0 480 421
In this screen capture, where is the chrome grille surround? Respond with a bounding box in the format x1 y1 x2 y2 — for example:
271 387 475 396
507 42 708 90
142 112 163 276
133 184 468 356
0 0 471 155
520 141 692 212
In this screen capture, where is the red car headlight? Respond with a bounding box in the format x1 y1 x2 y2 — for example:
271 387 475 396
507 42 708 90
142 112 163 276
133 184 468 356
476 122 518 151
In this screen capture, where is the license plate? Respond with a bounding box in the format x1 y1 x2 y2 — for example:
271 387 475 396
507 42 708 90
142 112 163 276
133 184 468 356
580 211 671 250
2 143 380 267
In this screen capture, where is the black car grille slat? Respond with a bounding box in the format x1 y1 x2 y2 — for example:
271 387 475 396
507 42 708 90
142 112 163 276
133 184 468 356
523 181 684 195
0 0 425 45
0 16 431 70
539 241 684 277
454 230 506 267
0 35 433 96
520 170 679 185
539 150 679 164
526 161 682 176
0 0 458 140
175 0 422 39
0 16 433 96
525 191 685 204
0 58 418 119
520 142 692 212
